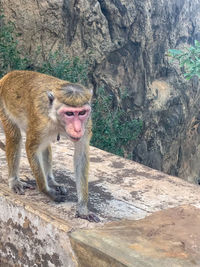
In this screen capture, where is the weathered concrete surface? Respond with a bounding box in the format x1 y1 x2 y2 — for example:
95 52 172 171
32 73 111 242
70 205 200 267
0 188 76 266
1 129 200 265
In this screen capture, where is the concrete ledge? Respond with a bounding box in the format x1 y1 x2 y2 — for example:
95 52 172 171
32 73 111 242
1 131 200 265
0 184 75 266
70 205 200 267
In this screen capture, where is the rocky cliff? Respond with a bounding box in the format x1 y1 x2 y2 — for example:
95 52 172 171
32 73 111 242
1 0 200 182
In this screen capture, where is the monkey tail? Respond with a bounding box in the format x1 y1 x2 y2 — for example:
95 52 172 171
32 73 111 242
0 140 5 151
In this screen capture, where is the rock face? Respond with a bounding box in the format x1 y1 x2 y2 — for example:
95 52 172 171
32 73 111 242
1 0 200 182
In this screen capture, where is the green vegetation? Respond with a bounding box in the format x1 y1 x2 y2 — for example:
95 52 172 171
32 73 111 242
0 12 142 158
91 87 143 157
0 14 30 77
0 13 88 83
168 40 200 80
38 50 88 84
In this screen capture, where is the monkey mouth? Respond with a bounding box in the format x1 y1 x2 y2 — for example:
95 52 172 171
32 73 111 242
69 135 81 141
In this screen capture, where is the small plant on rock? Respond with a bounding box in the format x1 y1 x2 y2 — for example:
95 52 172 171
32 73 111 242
168 40 200 80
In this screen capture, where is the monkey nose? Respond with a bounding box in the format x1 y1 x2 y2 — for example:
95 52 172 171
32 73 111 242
74 127 81 133
74 120 82 133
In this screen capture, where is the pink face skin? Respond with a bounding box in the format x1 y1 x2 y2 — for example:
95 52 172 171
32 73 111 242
58 104 91 141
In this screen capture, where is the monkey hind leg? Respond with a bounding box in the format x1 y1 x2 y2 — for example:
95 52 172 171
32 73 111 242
1 117 35 194
42 146 67 196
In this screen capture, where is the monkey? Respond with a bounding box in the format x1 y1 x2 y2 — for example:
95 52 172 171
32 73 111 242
0 70 100 222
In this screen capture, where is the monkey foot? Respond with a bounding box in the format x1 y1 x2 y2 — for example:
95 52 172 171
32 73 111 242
21 178 36 187
51 185 67 196
46 188 67 203
76 212 100 223
11 180 36 195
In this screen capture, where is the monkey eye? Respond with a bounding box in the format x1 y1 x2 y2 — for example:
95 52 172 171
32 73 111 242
65 111 74 116
78 110 87 116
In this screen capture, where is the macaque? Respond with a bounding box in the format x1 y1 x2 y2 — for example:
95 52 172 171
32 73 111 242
0 70 99 222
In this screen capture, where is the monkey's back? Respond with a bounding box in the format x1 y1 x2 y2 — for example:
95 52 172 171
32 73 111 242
0 71 67 130
0 71 66 124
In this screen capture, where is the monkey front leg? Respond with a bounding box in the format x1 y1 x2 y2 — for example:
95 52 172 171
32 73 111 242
74 138 100 222
26 138 66 202
42 146 67 196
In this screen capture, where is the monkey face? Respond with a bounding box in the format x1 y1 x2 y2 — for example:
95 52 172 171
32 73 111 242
58 105 91 141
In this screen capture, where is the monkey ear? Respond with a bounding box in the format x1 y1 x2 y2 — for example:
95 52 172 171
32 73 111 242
47 91 54 105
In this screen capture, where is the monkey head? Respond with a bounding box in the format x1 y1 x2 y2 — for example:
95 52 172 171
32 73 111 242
48 83 92 142
57 104 91 141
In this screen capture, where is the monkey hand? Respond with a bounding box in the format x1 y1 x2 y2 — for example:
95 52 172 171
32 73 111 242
47 176 68 196
51 184 68 196
45 188 67 203
75 211 100 223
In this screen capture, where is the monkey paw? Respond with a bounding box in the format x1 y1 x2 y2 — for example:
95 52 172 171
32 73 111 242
51 185 67 196
76 211 100 223
46 188 67 203
11 179 36 195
